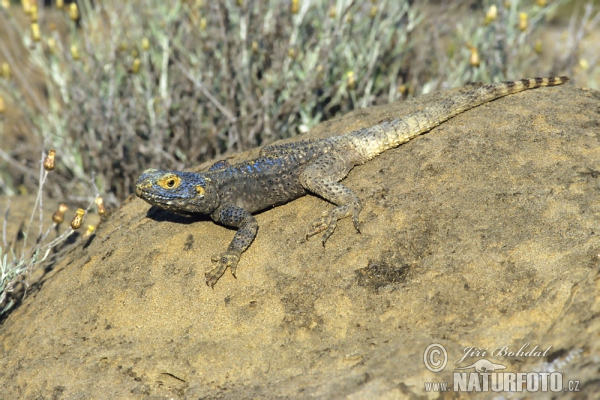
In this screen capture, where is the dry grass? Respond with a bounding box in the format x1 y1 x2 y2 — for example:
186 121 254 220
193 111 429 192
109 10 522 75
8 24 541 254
1 0 591 203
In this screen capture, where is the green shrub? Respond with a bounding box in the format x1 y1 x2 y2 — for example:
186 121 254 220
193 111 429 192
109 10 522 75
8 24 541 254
1 0 588 202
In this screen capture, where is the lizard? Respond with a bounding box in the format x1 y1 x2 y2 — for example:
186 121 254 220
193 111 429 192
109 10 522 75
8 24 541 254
136 76 569 287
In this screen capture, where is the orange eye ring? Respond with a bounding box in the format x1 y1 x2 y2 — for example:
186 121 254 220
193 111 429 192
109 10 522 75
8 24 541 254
157 174 181 190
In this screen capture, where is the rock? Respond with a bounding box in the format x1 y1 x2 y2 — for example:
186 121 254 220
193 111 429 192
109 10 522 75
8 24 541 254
0 83 598 398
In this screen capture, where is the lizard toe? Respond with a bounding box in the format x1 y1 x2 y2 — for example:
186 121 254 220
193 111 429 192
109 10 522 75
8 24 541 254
306 212 338 244
206 251 240 287
320 223 337 246
205 265 227 288
352 213 361 233
306 219 328 239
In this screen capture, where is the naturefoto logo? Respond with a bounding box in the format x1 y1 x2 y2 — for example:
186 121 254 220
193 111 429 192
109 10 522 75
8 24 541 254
422 343 581 394
455 358 506 372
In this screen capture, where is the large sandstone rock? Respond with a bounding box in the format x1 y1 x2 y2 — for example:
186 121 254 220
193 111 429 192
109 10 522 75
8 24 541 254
1 83 598 398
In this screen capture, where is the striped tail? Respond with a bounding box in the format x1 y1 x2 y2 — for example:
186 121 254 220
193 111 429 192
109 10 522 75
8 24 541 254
349 76 569 161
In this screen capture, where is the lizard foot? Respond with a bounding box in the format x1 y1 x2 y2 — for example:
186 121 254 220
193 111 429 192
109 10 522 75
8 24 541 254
306 202 361 245
207 251 240 288
306 210 338 245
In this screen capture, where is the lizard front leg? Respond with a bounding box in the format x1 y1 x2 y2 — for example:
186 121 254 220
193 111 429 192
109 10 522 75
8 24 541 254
208 205 258 287
299 151 362 245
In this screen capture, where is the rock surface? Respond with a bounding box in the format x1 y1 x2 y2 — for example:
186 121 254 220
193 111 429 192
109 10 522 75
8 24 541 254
0 84 599 398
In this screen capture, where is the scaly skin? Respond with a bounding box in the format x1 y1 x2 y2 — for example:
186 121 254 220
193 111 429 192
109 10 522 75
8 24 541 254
136 77 569 287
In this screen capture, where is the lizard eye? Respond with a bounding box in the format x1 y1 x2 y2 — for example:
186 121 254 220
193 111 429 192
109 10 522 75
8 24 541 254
157 174 181 190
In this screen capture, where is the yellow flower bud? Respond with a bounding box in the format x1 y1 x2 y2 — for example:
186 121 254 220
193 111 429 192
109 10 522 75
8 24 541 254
48 38 56 54
31 23 41 42
200 17 207 31
369 5 377 18
70 209 85 230
329 6 336 18
469 47 480 67
142 38 150 51
346 71 355 90
579 58 590 70
22 0 31 14
291 0 299 14
519 13 528 31
485 5 497 24
534 40 542 54
82 225 96 238
1 0 10 9
56 0 64 9
52 203 69 224
1 63 10 79
30 5 38 21
95 197 106 215
43 149 56 171
131 58 141 74
71 44 79 60
0 97 5 114
69 3 79 21
536 0 546 6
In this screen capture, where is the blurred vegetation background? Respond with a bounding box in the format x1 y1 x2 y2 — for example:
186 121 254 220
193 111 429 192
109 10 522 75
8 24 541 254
1 0 599 314
1 0 598 205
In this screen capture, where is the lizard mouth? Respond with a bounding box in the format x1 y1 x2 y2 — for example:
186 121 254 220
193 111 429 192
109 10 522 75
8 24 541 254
135 187 188 209
135 183 177 202
135 185 158 201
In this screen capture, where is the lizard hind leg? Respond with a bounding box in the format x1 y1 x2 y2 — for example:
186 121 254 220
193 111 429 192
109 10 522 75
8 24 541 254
299 152 362 245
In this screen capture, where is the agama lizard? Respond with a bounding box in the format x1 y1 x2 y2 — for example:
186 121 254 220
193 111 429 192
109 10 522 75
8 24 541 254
136 76 569 287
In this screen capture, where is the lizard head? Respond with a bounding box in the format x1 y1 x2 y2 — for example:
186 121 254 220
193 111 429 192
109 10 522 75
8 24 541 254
135 169 219 214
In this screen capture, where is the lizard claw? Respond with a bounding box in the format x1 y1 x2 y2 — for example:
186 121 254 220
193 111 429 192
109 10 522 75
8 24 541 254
306 201 361 244
306 212 338 245
206 251 240 287
352 207 361 234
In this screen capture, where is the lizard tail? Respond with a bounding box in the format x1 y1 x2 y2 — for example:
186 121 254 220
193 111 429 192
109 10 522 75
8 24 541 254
348 76 569 161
